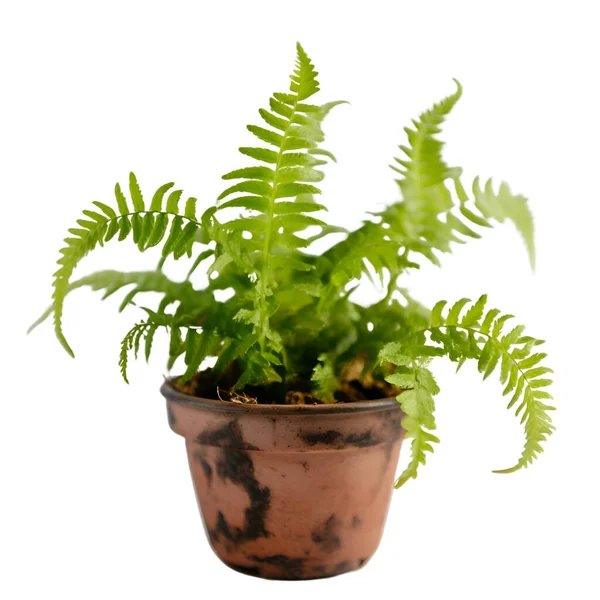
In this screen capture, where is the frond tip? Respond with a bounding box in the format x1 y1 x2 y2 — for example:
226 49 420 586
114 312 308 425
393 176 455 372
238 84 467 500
293 42 320 100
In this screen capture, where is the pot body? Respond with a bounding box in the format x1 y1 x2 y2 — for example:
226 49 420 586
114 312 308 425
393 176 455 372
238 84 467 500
162 382 405 580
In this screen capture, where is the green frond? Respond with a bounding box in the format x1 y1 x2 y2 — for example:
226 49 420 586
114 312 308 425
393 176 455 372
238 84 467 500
382 295 555 478
311 353 339 403
381 348 441 487
30 269 204 335
51 173 206 356
319 81 535 312
206 43 346 385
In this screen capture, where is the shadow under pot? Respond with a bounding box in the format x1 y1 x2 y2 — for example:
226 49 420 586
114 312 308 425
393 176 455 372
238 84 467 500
162 380 405 580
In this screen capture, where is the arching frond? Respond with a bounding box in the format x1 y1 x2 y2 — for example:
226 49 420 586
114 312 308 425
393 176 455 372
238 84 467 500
381 295 555 483
52 173 205 356
29 269 205 334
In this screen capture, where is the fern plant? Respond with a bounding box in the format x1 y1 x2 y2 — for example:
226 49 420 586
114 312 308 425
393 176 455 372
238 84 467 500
31 43 554 486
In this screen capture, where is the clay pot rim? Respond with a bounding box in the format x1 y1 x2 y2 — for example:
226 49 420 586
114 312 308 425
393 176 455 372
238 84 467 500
161 378 401 415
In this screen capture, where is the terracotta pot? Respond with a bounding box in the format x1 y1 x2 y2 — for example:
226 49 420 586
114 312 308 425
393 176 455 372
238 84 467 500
161 380 405 580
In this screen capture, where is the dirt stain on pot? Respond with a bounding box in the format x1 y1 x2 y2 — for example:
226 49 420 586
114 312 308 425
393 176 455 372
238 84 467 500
300 430 343 446
193 451 213 485
311 514 341 553
197 421 271 547
345 429 380 447
247 554 305 579
332 561 351 576
299 429 382 449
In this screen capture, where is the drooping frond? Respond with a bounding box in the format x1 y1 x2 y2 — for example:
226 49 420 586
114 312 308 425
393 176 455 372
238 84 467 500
201 42 346 385
29 269 206 334
379 346 440 488
52 173 205 356
119 307 222 383
381 295 555 479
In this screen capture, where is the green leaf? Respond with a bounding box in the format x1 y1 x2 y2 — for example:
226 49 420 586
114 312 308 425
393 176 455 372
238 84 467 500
311 354 339 403
280 152 326 167
430 301 447 326
118 216 131 241
273 214 326 230
222 166 275 182
150 182 174 211
269 97 293 118
138 213 154 250
91 202 116 219
278 167 324 183
308 148 337 162
446 297 470 324
131 213 143 244
239 147 278 163
218 196 269 212
166 189 182 213
259 108 288 131
273 201 326 214
247 125 283 147
218 181 272 201
518 352 547 369
146 213 169 248
275 183 321 198
129 172 144 211
162 216 183 257
182 197 198 222
461 294 487 326
114 183 128 214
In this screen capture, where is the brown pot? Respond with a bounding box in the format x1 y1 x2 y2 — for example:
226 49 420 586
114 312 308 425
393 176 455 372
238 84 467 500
161 380 405 580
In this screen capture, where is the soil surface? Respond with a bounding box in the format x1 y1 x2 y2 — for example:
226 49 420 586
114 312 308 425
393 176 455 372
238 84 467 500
173 357 399 405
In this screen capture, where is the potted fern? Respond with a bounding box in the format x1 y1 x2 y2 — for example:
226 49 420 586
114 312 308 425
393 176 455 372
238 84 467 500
31 43 554 580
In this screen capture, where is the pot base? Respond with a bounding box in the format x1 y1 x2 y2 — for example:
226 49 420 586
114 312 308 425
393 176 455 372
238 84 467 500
222 555 370 580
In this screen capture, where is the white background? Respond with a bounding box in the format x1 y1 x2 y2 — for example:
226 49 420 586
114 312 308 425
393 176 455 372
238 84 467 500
1 1 599 598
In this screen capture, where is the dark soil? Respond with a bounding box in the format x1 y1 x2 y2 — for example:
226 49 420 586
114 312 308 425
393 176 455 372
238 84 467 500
173 357 399 405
